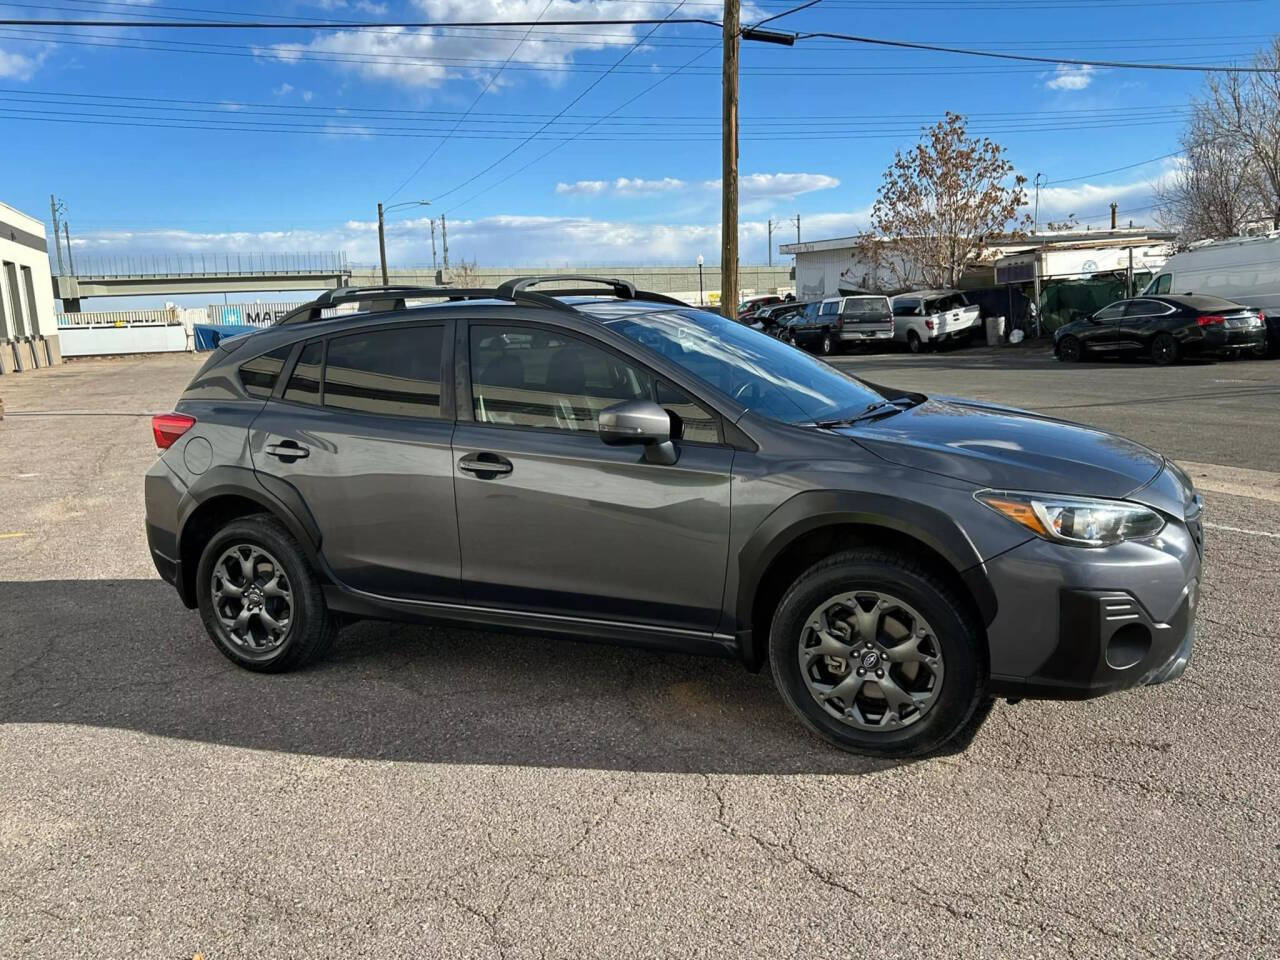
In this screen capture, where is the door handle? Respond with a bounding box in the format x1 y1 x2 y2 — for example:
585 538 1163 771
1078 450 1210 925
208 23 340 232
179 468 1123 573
265 440 309 461
458 452 513 478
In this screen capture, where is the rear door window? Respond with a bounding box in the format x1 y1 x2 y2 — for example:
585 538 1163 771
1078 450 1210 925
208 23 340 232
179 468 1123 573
283 340 324 406
323 325 445 418
819 300 840 317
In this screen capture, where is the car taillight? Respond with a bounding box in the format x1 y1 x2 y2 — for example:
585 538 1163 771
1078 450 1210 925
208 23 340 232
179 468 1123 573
152 412 196 450
925 319 935 330
1259 311 1267 322
1196 314 1225 327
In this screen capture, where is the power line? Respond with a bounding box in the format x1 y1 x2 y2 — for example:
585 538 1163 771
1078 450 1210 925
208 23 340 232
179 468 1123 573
0 15 724 29
1044 152 1183 185
383 0 554 203
427 1 695 206
797 31 1280 72
749 0 824 29
444 43 720 215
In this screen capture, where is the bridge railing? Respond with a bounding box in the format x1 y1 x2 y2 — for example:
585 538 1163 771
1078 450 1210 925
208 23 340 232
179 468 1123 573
56 251 348 279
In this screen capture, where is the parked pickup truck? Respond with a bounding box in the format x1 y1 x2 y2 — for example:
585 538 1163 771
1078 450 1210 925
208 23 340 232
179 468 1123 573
783 295 894 356
891 290 981 353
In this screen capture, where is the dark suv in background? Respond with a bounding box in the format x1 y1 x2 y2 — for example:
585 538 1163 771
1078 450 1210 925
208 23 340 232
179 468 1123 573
146 277 1201 757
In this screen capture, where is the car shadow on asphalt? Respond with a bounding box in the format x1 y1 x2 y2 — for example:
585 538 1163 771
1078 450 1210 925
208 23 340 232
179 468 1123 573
0 579 988 774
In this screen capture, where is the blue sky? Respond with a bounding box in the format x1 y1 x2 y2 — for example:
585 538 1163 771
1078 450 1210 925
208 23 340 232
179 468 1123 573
2 0 1278 274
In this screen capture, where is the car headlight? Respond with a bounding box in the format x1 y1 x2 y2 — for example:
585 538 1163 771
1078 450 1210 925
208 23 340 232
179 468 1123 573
975 490 1165 547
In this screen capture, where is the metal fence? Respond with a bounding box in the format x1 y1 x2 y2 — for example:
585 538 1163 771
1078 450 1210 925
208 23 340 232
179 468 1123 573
56 251 348 279
57 308 174 328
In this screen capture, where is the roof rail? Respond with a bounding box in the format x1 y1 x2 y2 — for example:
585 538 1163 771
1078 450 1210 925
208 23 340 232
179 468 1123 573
497 274 690 308
276 275 691 326
276 285 504 325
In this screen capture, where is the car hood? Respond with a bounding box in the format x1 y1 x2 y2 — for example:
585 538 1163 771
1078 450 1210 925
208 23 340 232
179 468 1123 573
839 396 1165 499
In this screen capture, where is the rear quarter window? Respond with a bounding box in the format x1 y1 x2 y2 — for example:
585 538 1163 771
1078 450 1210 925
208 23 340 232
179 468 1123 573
238 344 293 399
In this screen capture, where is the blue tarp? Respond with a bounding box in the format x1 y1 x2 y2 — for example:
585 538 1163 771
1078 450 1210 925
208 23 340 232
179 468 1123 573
193 323 259 351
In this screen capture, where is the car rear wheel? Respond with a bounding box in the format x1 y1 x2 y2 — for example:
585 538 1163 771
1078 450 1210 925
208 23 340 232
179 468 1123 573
1056 335 1082 363
769 548 988 757
1152 332 1179 366
196 515 338 672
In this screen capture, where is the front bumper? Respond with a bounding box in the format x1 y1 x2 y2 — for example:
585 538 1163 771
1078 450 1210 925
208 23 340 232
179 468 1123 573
982 517 1201 701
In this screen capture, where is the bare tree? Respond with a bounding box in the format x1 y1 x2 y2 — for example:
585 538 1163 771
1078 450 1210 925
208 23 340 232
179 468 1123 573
869 112 1030 289
1155 113 1262 240
1160 38 1280 237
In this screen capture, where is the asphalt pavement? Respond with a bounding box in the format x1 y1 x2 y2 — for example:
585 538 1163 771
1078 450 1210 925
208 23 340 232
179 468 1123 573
1 349 1278 959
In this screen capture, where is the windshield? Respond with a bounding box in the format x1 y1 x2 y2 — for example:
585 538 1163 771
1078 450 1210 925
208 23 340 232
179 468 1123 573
602 307 886 425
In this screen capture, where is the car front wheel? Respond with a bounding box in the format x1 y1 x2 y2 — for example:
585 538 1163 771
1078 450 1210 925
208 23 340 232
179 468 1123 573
1056 335 1082 363
820 331 836 356
907 331 928 354
196 515 338 672
769 548 988 757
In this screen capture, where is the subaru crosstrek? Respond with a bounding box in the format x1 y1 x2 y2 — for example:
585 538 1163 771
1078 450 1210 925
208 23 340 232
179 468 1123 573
145 276 1201 757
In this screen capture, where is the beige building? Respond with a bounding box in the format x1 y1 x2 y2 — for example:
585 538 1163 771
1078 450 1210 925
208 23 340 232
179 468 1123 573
1 200 61 374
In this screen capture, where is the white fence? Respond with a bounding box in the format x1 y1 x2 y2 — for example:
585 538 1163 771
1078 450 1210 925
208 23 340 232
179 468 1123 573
57 308 175 327
59 325 190 357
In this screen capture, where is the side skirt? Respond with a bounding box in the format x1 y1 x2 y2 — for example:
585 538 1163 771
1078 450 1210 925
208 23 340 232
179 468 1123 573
323 585 741 661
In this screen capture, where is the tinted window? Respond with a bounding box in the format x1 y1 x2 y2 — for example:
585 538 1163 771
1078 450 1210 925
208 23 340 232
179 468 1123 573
841 298 891 319
892 300 919 317
1095 302 1127 321
820 301 840 316
239 344 293 399
283 340 323 406
470 326 649 433
602 308 885 426
323 325 443 418
1123 299 1169 318
656 380 718 444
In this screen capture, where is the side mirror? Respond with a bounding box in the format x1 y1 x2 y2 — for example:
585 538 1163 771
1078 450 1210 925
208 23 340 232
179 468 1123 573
598 399 677 465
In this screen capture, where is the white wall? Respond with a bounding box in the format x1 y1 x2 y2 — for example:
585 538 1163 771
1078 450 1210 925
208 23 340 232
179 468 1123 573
0 200 59 343
59 325 188 356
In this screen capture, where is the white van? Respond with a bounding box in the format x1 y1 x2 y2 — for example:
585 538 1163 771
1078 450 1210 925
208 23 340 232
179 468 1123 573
1144 233 1280 310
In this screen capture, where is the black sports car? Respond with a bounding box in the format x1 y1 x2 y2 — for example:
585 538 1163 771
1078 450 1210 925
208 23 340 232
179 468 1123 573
1054 294 1266 366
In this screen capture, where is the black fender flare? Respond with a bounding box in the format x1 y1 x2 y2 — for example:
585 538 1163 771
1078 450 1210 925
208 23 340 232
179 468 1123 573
174 465 324 603
733 489 998 666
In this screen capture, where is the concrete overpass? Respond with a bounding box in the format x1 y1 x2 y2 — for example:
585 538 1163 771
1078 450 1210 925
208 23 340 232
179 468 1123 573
52 252 350 311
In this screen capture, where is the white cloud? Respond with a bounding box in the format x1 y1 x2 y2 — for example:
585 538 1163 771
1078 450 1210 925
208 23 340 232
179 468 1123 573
259 0 666 91
556 176 687 195
0 46 47 81
555 173 840 199
1033 161 1180 226
273 82 295 96
1046 64 1097 91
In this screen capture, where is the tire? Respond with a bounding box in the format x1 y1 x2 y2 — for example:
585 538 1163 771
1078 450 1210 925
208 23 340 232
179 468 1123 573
768 548 988 757
907 330 925 354
1151 332 1179 366
196 514 338 673
820 331 836 356
1056 335 1082 363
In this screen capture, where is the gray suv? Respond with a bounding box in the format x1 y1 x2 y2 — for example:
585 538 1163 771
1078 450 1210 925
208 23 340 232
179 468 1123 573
145 277 1201 757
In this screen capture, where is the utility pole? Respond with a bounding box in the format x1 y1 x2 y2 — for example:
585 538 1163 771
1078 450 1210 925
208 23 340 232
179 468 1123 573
377 202 389 284
49 195 65 275
794 214 800 245
441 215 449 271
767 218 774 267
63 221 75 275
1033 173 1045 234
1110 202 1118 230
430 219 438 271
720 0 739 318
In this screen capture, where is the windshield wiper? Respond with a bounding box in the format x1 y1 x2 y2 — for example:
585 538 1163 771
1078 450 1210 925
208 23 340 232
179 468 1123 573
814 399 901 428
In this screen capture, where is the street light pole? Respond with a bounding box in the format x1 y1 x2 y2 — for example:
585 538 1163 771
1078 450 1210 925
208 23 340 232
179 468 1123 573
697 255 704 305
377 199 430 285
